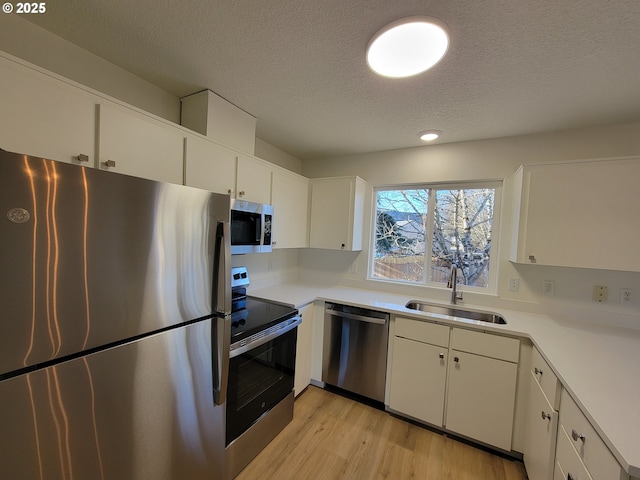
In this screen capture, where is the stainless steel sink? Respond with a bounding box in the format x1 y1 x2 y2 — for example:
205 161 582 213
405 301 507 324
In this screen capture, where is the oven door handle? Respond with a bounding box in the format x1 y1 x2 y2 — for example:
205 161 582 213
229 315 301 358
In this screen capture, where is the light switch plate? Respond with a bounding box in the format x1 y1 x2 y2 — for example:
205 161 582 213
592 285 608 303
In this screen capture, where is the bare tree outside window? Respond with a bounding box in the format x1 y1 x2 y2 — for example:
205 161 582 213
373 186 496 288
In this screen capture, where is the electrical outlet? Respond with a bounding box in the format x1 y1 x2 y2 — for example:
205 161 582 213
621 288 633 304
592 285 608 303
543 280 555 297
508 277 520 292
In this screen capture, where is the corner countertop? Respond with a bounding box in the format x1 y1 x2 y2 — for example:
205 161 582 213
250 283 640 478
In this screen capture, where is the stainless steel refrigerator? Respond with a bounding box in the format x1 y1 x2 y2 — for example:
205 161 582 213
0 149 232 479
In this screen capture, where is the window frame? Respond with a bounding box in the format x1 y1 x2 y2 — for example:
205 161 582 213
369 180 502 294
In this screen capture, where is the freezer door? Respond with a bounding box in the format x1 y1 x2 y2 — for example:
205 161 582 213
0 320 226 480
0 150 231 376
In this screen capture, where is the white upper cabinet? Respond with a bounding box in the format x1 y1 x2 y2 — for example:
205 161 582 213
309 176 366 251
271 168 309 248
184 133 236 195
98 102 184 184
511 158 640 272
236 153 272 205
0 54 96 166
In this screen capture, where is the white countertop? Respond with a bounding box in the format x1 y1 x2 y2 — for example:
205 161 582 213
251 283 640 478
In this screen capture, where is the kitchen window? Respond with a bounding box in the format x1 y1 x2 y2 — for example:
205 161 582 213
371 183 501 291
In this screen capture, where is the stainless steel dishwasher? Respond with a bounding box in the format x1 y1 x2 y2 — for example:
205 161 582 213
322 302 390 402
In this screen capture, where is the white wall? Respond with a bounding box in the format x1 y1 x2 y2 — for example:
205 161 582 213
0 15 300 173
254 138 303 174
0 14 181 122
301 123 640 325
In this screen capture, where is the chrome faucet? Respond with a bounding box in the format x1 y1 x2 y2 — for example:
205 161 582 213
448 265 463 305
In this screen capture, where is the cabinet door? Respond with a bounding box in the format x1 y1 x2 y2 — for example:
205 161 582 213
294 304 314 396
98 102 184 184
271 169 309 248
184 134 236 194
0 56 96 166
524 372 558 480
388 336 447 426
445 350 517 451
309 177 364 250
236 154 272 204
512 160 640 272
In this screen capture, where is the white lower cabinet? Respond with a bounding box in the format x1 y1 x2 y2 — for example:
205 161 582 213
388 336 447 426
558 389 628 480
388 319 519 452
294 304 314 396
445 349 518 450
555 425 594 480
524 371 559 480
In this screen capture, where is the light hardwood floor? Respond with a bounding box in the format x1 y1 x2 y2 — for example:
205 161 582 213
236 386 528 480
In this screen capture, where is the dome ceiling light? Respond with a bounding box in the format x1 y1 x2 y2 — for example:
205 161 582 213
366 16 449 78
419 130 442 141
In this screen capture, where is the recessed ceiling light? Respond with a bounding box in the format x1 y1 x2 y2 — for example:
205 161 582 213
419 130 442 141
366 16 449 78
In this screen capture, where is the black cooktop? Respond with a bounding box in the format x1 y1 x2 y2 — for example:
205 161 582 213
230 297 298 343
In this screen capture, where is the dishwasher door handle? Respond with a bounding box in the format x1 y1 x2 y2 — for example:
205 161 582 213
325 309 388 325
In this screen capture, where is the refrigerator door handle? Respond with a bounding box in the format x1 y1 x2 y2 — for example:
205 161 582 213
213 314 231 405
213 220 231 406
215 221 232 315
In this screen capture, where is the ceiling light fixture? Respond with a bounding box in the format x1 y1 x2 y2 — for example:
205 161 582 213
419 130 442 141
366 16 449 78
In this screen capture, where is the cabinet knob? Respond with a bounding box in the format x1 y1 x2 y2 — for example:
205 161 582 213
541 411 551 421
341 243 346 249
534 367 543 376
76 153 89 163
454 356 459 363
439 353 444 359
104 160 116 168
528 255 537 263
571 429 585 442
238 191 245 197
227 189 234 195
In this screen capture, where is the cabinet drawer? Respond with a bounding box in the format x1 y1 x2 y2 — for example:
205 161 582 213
532 346 561 409
394 317 450 347
555 425 593 480
559 389 625 480
450 328 519 362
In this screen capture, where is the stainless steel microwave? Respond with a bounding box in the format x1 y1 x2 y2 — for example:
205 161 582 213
230 199 273 254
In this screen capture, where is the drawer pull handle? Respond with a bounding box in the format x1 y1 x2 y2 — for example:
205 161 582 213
454 356 459 363
534 367 543 375
439 353 444 359
104 159 116 168
76 153 89 163
541 411 551 421
571 429 585 442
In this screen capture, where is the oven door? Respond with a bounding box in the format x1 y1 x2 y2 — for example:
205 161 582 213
226 327 297 446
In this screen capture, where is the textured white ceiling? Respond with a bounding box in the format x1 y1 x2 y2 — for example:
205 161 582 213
23 0 640 160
